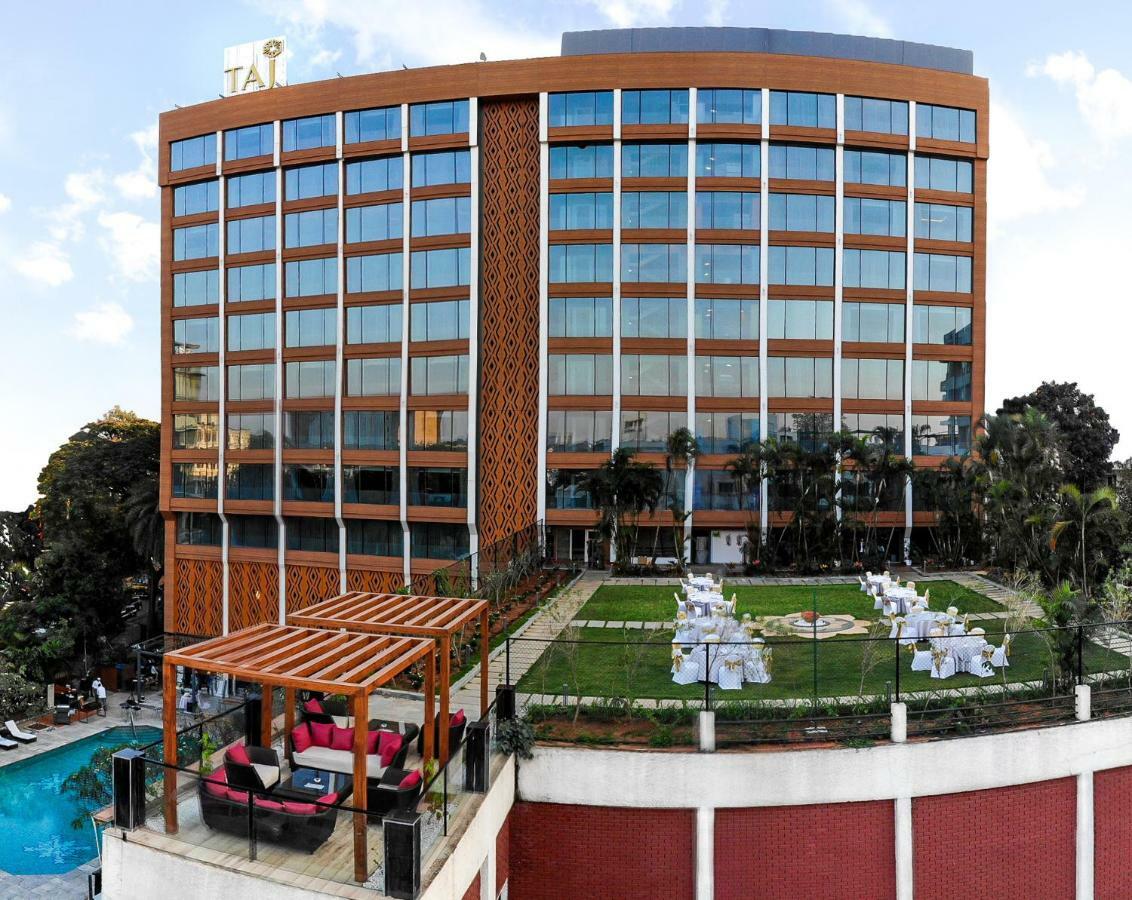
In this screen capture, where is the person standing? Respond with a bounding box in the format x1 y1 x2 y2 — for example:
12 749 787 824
91 677 107 716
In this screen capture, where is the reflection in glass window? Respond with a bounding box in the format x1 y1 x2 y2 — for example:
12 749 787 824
344 411 399 449
174 366 219 401
842 358 904 400
622 244 687 282
916 104 976 142
911 415 972 456
695 412 760 455
766 300 833 340
914 202 972 242
410 354 469 394
285 307 336 347
697 89 761 124
411 196 471 236
549 192 613 230
172 463 218 499
228 413 276 449
767 412 834 451
914 156 973 193
283 114 335 151
285 411 334 449
347 520 403 557
410 149 470 186
621 297 685 338
622 90 689 125
408 467 468 507
286 517 339 553
696 192 759 229
227 215 275 254
347 303 402 344
844 197 906 237
171 134 217 171
224 124 273 161
842 302 905 343
228 263 276 302
410 410 469 449
174 413 220 449
768 246 834 286
284 162 337 200
546 410 613 452
346 357 401 395
227 171 276 208
346 252 403 293
174 180 219 216
345 106 401 144
843 249 906 289
410 248 470 289
547 354 613 395
844 150 906 186
284 208 337 248
346 157 404 194
548 297 613 337
768 145 835 181
769 194 834 232
228 363 275 401
284 258 337 297
621 354 688 395
766 356 833 398
174 223 219 261
548 244 613 283
620 410 682 452
621 192 687 229
622 143 688 178
694 469 755 510
912 360 972 401
346 202 403 243
226 463 273 501
769 91 835 128
227 312 275 351
173 316 219 354
410 523 469 560
229 515 278 548
284 360 336 398
344 466 399 504
411 299 469 341
549 144 614 179
695 356 758 397
174 269 220 307
549 91 614 127
913 304 972 345
284 464 335 502
913 253 972 293
696 143 760 178
176 512 222 545
844 97 909 134
409 99 469 136
695 298 758 340
695 244 759 284
842 413 904 448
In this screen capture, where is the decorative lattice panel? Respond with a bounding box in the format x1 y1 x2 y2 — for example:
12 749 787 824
229 561 280 629
171 557 223 636
477 97 542 546
284 564 342 614
346 568 406 594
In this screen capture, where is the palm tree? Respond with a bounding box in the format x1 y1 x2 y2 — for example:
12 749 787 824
124 477 163 636
579 448 662 573
726 440 764 566
652 428 699 571
1050 484 1119 599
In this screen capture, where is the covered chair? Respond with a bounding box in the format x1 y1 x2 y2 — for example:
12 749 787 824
717 656 743 690
930 649 956 680
991 634 1013 668
671 649 700 685
911 630 940 672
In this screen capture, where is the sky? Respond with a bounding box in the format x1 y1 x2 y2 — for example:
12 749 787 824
1 0 1130 510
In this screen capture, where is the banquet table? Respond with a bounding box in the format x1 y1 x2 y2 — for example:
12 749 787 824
882 586 918 615
684 589 725 617
901 610 953 640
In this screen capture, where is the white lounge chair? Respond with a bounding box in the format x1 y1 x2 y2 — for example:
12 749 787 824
0 735 15 751
5 721 36 744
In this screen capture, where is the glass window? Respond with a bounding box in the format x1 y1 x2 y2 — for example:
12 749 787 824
622 90 689 125
284 162 337 200
229 515 278 549
548 91 614 127
619 410 680 452
410 247 470 289
227 171 276 208
225 463 273 501
409 523 469 560
694 412 759 455
284 410 335 449
911 415 972 456
346 202 403 243
410 354 469 395
913 253 972 293
549 144 614 180
285 360 336 398
228 363 275 401
916 104 976 143
765 412 834 451
347 303 402 344
171 134 217 171
843 249 906 289
347 156 404 194
410 410 469 449
914 202 973 242
547 354 613 395
766 299 833 340
696 191 759 230
346 357 401 395
346 252 403 293
548 244 614 283
344 411 399 449
622 143 688 178
622 244 687 282
766 356 833 398
174 413 220 450
411 299 469 341
284 208 336 248
346 520 403 557
844 97 909 135
915 156 974 193
409 99 469 136
769 194 835 232
769 91 835 128
621 297 686 338
228 263 276 302
343 466 399 504
411 196 472 236
768 145 834 181
227 311 275 351
621 354 688 396
173 223 219 261
842 358 904 400
410 149 471 186
842 302 905 343
767 246 834 286
695 143 760 178
344 106 401 144
549 192 614 230
173 366 220 401
844 197 907 237
176 512 222 545
695 298 758 340
283 114 335 151
172 462 218 499
844 149 906 187
284 257 337 297
913 304 972 345
174 180 219 217
224 124 273 161
842 413 904 447
286 517 339 553
174 269 220 307
227 413 276 449
620 191 686 229
694 469 756 511
226 215 275 254
695 244 759 284
548 297 614 337
912 360 972 401
285 308 336 347
407 468 468 507
284 464 335 502
172 316 219 354
695 355 758 397
697 89 761 124
546 410 613 452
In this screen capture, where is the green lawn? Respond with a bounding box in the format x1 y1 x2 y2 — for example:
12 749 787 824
576 580 1001 623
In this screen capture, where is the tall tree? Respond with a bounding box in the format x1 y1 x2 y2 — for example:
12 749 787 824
1000 382 1119 490
579 448 662 573
655 428 699 571
1050 485 1120 599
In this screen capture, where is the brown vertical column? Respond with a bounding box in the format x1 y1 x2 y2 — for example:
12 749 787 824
476 97 542 546
162 659 178 834
283 686 295 763
260 683 274 747
352 690 369 883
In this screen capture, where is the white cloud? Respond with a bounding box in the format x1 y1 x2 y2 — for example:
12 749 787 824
113 124 159 201
11 241 73 286
97 211 159 282
0 193 10 214
70 302 134 344
310 47 343 69
583 0 674 27
704 0 728 27
1029 50 1132 143
825 0 894 39
49 169 106 241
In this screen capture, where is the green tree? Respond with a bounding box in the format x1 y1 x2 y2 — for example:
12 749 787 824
726 440 764 566
580 448 662 573
842 427 914 568
1050 485 1120 599
125 476 164 637
654 428 699 571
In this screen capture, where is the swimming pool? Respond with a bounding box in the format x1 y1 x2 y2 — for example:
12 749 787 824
0 724 161 875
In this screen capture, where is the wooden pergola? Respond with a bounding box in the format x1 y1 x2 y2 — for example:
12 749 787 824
162 623 436 882
289 592 490 764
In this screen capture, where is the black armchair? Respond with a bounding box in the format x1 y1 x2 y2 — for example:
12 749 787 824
367 767 423 815
415 710 467 757
224 744 281 793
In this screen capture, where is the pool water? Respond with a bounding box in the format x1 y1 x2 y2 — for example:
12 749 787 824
0 724 161 875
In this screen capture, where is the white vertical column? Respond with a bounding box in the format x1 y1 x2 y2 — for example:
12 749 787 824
1077 770 1094 900
833 94 845 528
611 88 623 455
272 121 286 622
334 111 347 590
696 806 714 900
536 93 549 526
894 796 913 900
399 103 412 586
758 88 770 541
217 161 230 634
904 103 917 561
467 97 481 583
685 89 697 568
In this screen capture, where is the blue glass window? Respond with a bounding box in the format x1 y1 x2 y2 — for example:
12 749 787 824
549 144 613 180
284 162 337 200
844 97 909 135
695 298 758 340
844 198 907 237
174 269 219 307
621 297 686 338
913 253 972 292
548 91 614 127
842 302 905 343
843 249 906 289
347 357 401 395
346 157 404 194
410 247 470 289
284 208 337 248
767 246 834 286
345 106 401 144
768 145 834 181
227 171 276 208
173 223 219 260
411 196 471 236
171 134 217 171
916 104 976 143
844 150 906 187
696 143 759 178
409 99 469 136
410 149 471 186
282 114 335 151
548 297 614 337
227 215 275 254
695 245 759 284
227 263 276 302
769 91 835 128
347 303 402 344
174 180 219 216
548 244 613 283
914 202 972 242
622 90 689 125
621 192 686 229
224 124 273 161
914 157 973 193
549 193 614 230
227 312 275 351
622 143 688 178
769 194 835 232
697 89 761 124
347 203 403 242
346 252 403 293
622 244 687 283
696 192 759 230
284 258 337 297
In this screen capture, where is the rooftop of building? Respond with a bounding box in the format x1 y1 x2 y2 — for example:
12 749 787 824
561 26 974 75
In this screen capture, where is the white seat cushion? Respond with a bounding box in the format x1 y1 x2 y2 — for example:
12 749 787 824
292 746 387 779
251 763 280 788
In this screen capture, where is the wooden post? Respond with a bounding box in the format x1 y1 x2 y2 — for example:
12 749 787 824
162 659 178 834
352 690 369 883
479 608 489 718
283 687 295 764
260 682 274 748
439 634 451 764
422 647 435 770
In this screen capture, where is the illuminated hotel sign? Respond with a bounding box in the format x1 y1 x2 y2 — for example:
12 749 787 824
223 37 287 97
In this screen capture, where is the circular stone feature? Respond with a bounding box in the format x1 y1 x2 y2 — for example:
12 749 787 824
758 612 871 639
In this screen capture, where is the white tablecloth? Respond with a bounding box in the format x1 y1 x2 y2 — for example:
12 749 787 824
883 586 918 615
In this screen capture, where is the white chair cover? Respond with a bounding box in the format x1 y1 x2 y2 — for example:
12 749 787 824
930 650 956 679
991 634 1012 668
717 655 744 690
671 651 700 685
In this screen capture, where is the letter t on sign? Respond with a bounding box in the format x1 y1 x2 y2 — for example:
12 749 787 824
224 67 243 95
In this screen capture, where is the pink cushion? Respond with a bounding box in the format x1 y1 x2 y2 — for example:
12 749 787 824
203 769 227 798
226 744 251 766
283 801 318 815
291 722 312 753
316 792 339 806
226 788 249 803
379 732 403 768
254 797 285 811
309 720 334 748
450 709 466 727
366 730 380 755
330 726 354 751
305 698 325 714
398 770 422 790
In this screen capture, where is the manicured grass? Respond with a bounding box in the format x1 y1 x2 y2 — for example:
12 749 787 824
576 580 1001 624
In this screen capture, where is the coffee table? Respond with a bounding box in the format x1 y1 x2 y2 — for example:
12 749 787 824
274 767 354 804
